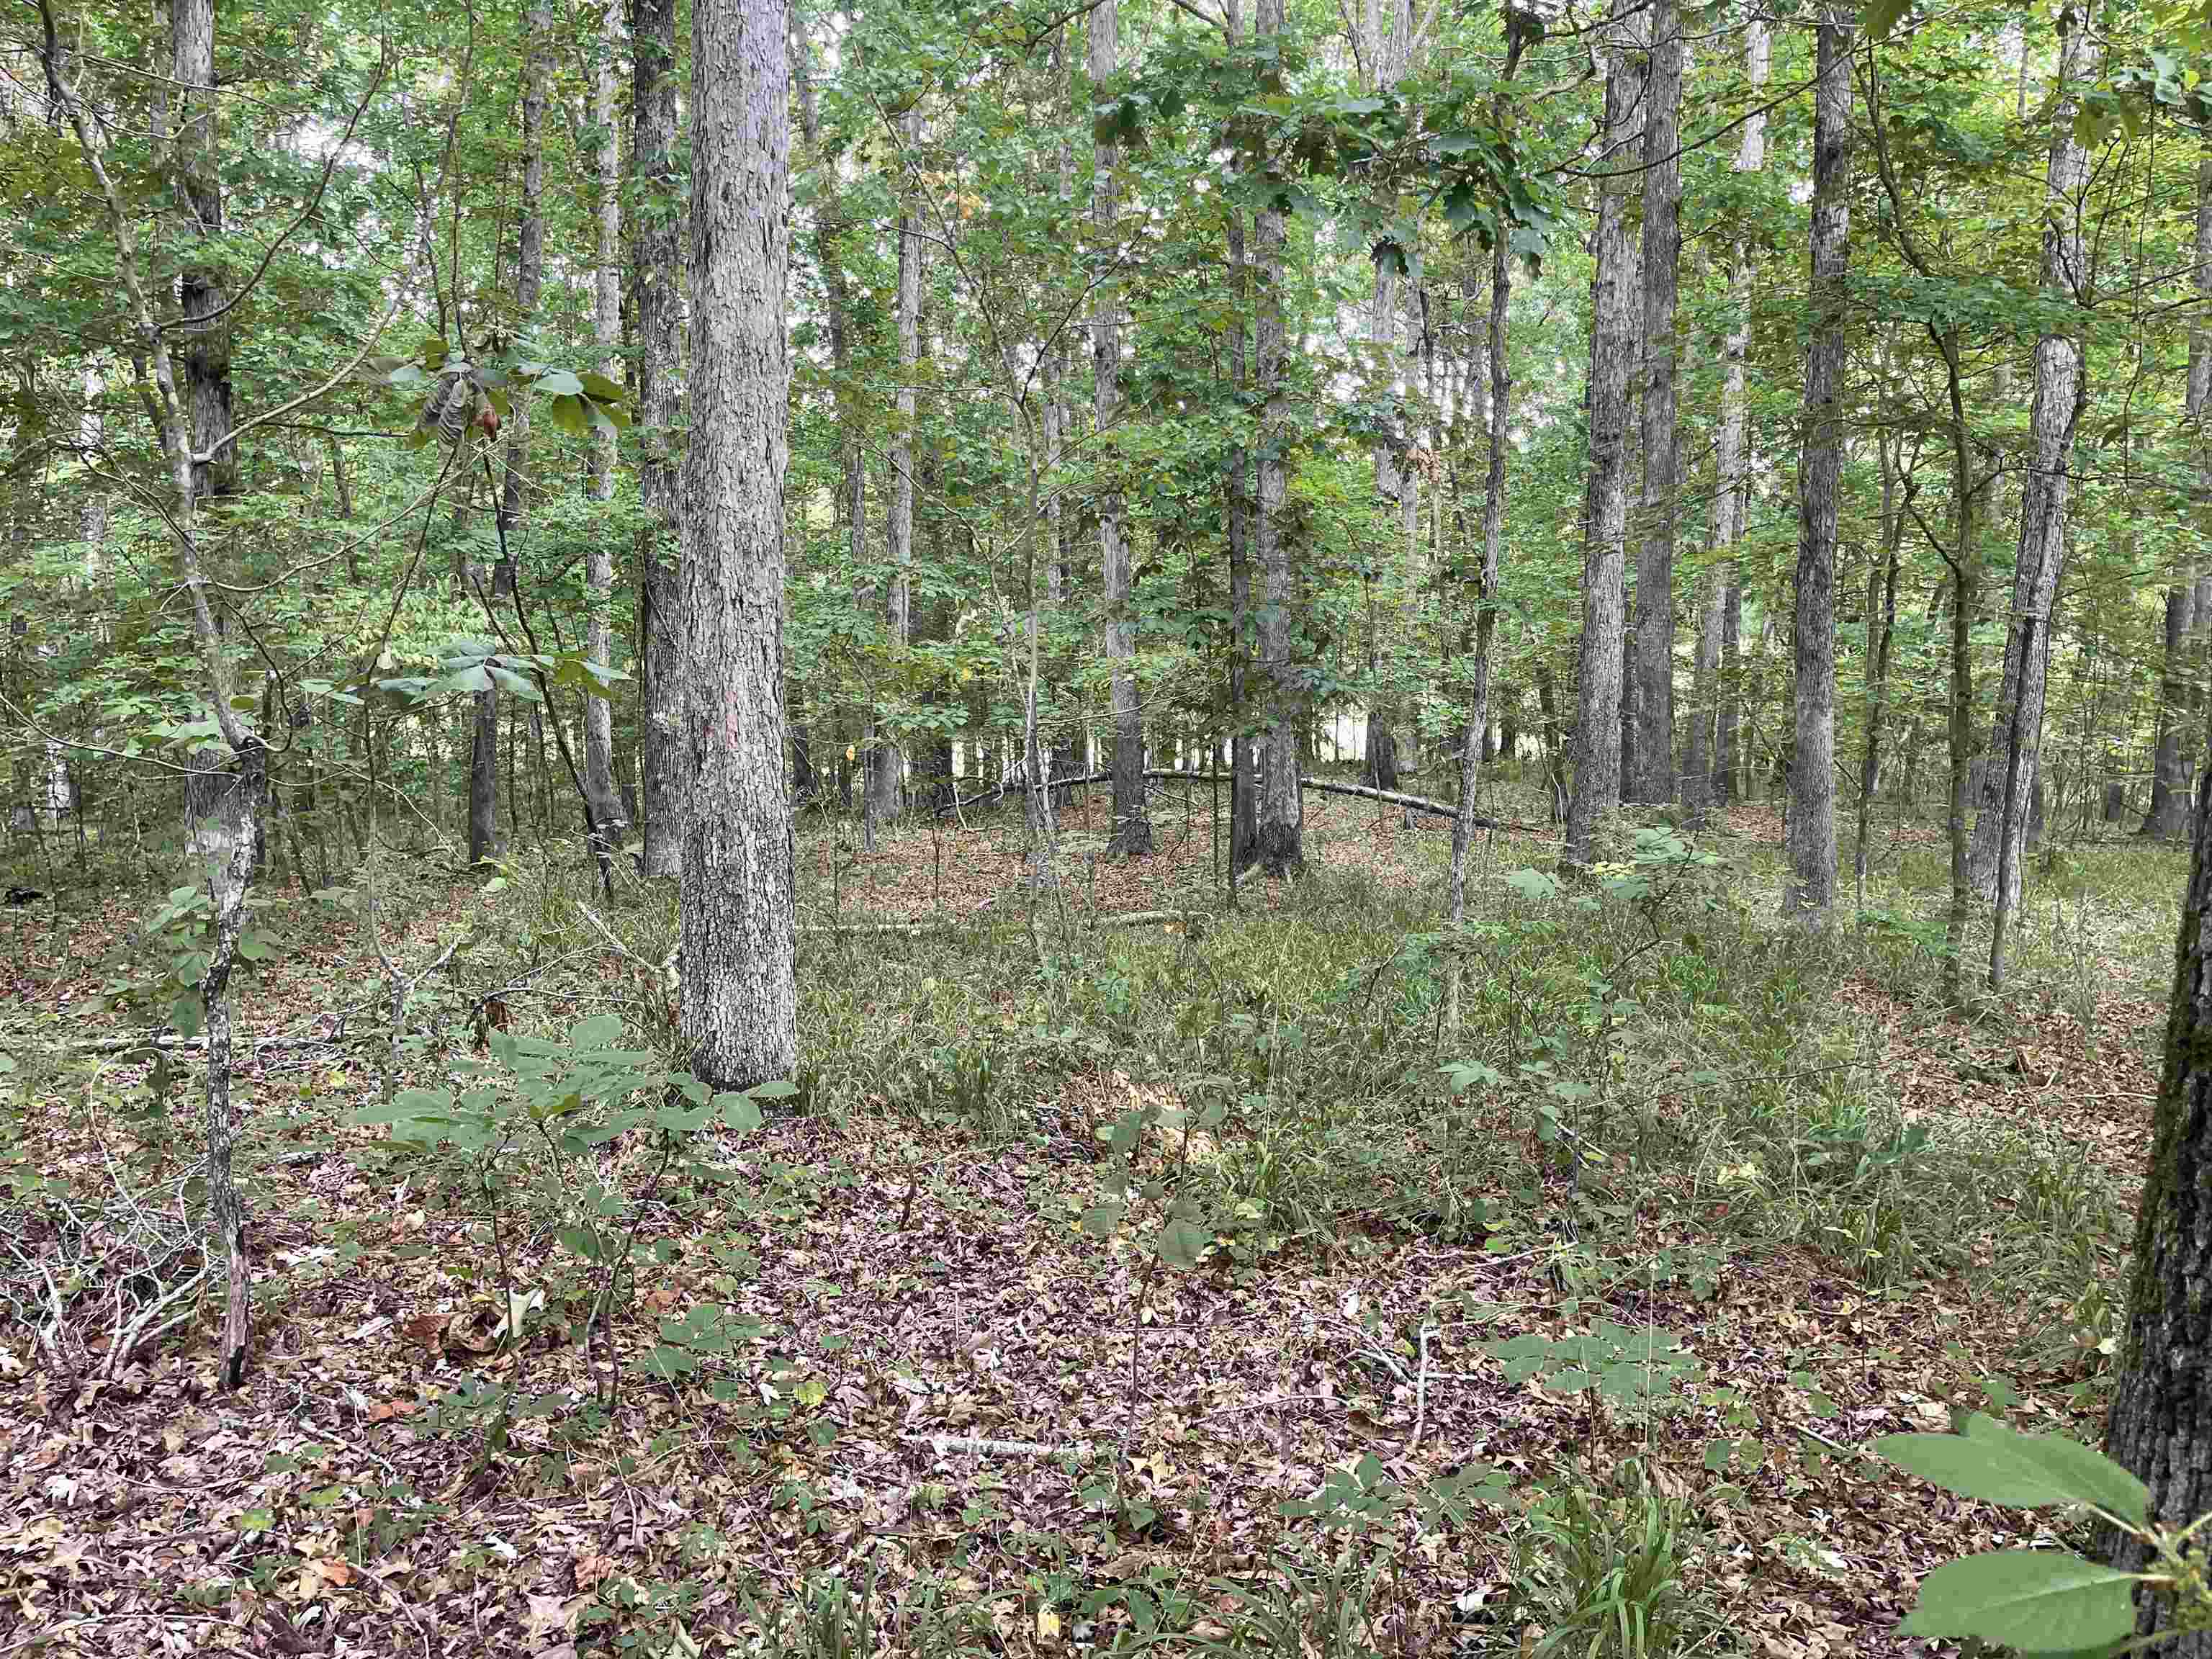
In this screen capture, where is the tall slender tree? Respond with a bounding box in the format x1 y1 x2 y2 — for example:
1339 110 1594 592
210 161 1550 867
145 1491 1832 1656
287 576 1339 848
1251 0 1300 876
868 106 923 832
2144 151 2211 841
680 0 797 1088
172 0 236 500
1564 0 1642 870
1969 17 2094 909
1783 2 1853 923
1626 0 1681 805
632 0 685 876
1092 0 1151 856
583 0 626 850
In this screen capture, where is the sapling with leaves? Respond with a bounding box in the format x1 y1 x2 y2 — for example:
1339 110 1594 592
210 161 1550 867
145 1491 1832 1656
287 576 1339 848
353 1014 793 1420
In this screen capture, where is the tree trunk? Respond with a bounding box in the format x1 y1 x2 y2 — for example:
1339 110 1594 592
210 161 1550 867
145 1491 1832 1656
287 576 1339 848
633 0 685 877
679 0 797 1089
1967 19 2092 907
172 0 236 500
1784 5 1851 924
2107 756 2212 1655
1092 0 1149 858
474 0 549 866
869 107 923 833
2146 150 2212 842
1856 432 1902 912
1626 0 1681 806
583 0 626 852
1449 213 1514 1025
1251 0 1300 876
1565 1 1643 870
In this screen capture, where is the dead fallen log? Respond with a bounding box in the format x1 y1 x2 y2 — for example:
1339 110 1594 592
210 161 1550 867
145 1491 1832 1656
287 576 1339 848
803 908 1204 937
1295 775 1545 832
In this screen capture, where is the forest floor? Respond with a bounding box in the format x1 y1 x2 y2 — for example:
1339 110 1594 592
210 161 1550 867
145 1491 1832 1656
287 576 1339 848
0 774 2180 1658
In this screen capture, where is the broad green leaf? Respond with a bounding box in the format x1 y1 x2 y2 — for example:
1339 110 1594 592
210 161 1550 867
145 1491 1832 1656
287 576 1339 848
1156 1218 1207 1270
715 1092 765 1136
570 1013 626 1049
1079 1201 1125 1239
1874 1415 2147 1525
1897 1550 2134 1653
747 1079 799 1100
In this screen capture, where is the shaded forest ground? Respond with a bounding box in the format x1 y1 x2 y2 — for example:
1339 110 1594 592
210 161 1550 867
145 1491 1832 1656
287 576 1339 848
0 771 2180 1658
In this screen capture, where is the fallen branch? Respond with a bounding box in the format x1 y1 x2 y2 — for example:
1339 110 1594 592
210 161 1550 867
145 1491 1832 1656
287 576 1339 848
0 1031 349 1056
1297 775 1542 832
901 1432 1101 1461
802 909 1205 938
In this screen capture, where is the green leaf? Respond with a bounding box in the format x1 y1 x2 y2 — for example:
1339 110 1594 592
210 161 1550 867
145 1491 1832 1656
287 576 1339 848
536 368 585 396
748 1079 799 1100
715 1092 765 1136
1897 1550 2134 1653
580 370 625 402
1079 1201 1125 1239
1874 1415 2148 1525
1156 1218 1207 1270
570 1013 626 1050
1863 0 1912 42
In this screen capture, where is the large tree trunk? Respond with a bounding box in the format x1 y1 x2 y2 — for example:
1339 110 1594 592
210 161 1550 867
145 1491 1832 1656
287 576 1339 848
1784 6 1851 923
583 0 626 852
2107 757 2212 1654
1565 1 1643 870
1251 0 1300 877
1856 430 1902 912
1626 0 1681 806
172 0 236 500
633 0 685 877
868 108 923 832
679 0 797 1089
1092 0 1150 858
2146 151 2212 842
1967 19 2092 907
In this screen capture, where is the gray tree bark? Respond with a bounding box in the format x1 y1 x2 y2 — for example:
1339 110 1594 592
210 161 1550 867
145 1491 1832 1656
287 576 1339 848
172 0 236 500
1565 1 1643 871
633 0 685 877
2108 757 2212 1654
1707 15 1768 809
1627 0 1681 806
678 0 797 1089
1251 0 1300 876
1784 5 1852 924
1967 19 2092 908
583 0 626 851
1092 0 1150 857
2146 150 2212 842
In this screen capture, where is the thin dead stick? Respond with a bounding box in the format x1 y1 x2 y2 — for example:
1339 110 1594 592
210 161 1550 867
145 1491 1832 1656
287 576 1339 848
1407 1323 1435 1453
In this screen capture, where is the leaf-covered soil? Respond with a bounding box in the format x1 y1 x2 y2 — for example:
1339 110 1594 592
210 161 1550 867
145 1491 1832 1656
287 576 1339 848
0 793 2174 1658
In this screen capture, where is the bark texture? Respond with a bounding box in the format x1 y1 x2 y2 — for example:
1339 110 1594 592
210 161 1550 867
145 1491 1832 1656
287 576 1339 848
2108 758 2212 1653
583 0 626 850
632 0 684 877
1627 0 1681 806
1092 0 1150 857
1966 19 2092 905
1251 0 1300 876
1564 4 1642 870
172 0 235 499
679 0 797 1089
1784 6 1851 922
